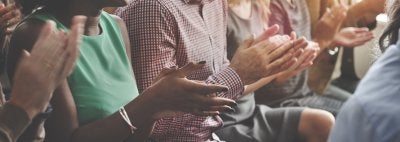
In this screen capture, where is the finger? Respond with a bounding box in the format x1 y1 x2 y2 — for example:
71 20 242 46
268 38 305 61
266 52 294 75
253 24 279 44
188 81 229 95
192 94 237 107
0 3 16 16
253 38 280 54
30 20 57 56
354 27 370 33
20 49 31 61
239 35 255 49
293 37 308 49
5 15 20 27
290 31 297 40
0 10 18 26
60 16 86 77
176 62 206 77
282 57 298 71
200 105 235 113
192 111 220 116
159 67 177 77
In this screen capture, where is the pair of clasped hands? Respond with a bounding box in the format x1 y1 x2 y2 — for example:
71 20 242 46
0 2 21 34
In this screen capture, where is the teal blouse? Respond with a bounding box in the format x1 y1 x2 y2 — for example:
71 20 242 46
29 11 139 125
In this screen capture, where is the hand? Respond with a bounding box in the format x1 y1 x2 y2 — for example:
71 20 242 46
0 3 22 34
313 4 347 48
229 25 307 85
141 62 237 120
9 16 86 119
333 27 374 47
361 0 385 14
275 40 319 83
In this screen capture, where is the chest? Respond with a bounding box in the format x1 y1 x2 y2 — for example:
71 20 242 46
171 0 228 78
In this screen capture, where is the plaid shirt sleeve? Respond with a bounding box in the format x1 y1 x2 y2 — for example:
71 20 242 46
118 0 179 93
119 0 244 99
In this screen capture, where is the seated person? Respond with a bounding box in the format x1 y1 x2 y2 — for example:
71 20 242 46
255 0 375 116
9 0 237 141
0 17 83 142
117 0 333 141
215 0 333 142
329 1 400 141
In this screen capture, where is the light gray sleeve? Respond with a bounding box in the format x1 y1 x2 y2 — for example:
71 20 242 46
328 98 376 142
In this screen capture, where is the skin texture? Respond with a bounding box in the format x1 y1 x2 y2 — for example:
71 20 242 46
9 1 239 142
0 3 21 34
229 25 306 85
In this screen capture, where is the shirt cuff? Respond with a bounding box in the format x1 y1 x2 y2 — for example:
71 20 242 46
0 103 32 141
206 67 245 100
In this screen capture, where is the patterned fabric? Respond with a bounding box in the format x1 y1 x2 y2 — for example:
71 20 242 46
117 0 245 141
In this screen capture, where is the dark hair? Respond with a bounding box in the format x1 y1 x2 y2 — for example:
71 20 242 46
16 0 66 15
15 0 43 15
379 0 400 51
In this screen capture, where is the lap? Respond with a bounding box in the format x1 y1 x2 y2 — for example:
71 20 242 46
216 105 304 142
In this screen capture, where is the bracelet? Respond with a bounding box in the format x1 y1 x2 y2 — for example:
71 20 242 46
119 106 137 134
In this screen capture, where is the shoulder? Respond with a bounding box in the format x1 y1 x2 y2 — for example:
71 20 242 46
109 14 125 28
11 18 48 51
119 0 173 14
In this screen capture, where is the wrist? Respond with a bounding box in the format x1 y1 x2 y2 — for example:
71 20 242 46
8 98 40 120
125 90 160 123
228 65 252 85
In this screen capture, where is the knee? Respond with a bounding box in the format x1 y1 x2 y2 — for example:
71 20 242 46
298 108 335 141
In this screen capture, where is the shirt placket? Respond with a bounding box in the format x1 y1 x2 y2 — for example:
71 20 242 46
199 4 217 72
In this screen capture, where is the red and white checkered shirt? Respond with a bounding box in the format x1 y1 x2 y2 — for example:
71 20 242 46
117 0 244 141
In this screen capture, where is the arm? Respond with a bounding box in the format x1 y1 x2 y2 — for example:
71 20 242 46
345 0 385 27
0 103 31 142
4 18 83 142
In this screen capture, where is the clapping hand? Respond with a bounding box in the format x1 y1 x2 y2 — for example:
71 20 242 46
275 33 319 83
9 16 86 119
143 62 237 119
333 27 374 48
313 4 347 48
0 3 21 34
229 25 307 85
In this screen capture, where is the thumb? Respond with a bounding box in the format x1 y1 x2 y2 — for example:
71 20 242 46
239 35 255 49
190 82 229 95
253 24 279 44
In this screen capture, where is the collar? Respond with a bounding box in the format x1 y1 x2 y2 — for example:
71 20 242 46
182 0 214 5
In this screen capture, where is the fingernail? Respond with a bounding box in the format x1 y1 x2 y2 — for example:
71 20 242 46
198 61 206 64
230 102 238 107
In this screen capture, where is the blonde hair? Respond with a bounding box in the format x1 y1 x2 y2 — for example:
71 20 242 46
228 0 271 24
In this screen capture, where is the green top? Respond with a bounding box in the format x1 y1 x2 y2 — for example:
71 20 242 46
29 11 139 125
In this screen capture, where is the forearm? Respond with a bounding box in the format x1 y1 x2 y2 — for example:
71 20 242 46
45 82 155 142
71 91 158 142
242 75 275 95
70 108 155 142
